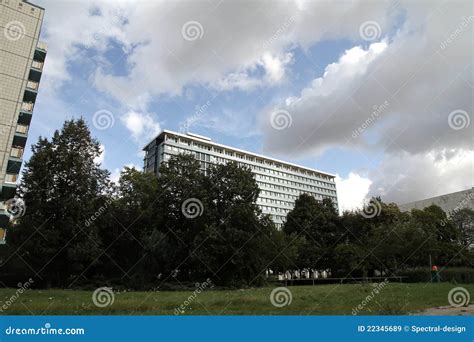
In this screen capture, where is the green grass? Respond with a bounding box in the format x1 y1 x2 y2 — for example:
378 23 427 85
0 283 472 315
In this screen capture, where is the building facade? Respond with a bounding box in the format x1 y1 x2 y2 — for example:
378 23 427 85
0 0 46 243
398 188 473 214
143 130 338 228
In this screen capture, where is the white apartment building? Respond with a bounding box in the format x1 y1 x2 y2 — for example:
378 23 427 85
143 130 338 228
0 0 46 243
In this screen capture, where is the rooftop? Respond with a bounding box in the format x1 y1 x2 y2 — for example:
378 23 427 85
144 130 336 178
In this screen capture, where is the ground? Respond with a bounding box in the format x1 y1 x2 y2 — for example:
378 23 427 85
0 283 472 315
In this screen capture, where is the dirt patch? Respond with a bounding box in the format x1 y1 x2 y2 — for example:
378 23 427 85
416 304 474 316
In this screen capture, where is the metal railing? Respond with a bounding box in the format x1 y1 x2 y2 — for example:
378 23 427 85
21 102 34 112
36 41 47 51
10 147 24 159
16 124 29 134
26 80 39 90
31 60 43 70
5 174 18 184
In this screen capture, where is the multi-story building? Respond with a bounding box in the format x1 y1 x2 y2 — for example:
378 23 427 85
398 188 473 214
143 130 338 228
0 0 46 243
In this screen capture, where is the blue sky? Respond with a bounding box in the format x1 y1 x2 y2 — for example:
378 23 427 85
28 0 473 211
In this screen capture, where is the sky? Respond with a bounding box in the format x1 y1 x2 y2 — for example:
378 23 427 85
28 0 473 213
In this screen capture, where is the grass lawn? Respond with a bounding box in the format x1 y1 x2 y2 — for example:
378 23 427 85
0 283 472 315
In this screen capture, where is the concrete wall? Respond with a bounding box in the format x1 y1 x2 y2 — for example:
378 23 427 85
398 188 474 214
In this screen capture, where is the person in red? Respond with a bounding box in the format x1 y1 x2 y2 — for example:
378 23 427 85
431 265 440 283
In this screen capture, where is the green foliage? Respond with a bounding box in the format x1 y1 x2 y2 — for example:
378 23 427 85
4 118 472 290
399 267 474 284
8 119 111 287
283 194 341 270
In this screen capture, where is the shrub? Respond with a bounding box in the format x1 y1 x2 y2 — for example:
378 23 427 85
398 267 474 283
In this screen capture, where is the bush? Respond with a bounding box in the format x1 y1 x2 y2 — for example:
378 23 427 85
399 267 474 283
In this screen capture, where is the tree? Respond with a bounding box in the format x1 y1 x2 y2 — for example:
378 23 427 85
451 208 474 247
195 161 280 286
97 167 159 281
8 119 111 287
284 194 342 270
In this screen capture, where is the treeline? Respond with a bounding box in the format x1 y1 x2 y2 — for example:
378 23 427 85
1 119 473 288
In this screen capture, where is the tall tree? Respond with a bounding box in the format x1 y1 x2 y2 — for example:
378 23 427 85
284 194 341 270
9 119 111 287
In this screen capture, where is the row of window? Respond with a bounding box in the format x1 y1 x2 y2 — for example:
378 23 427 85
257 181 337 202
163 143 336 189
260 206 291 215
164 136 335 180
255 174 336 195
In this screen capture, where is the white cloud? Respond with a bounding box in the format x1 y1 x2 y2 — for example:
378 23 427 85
121 111 161 142
94 144 106 165
110 163 141 184
88 0 392 103
261 2 472 158
368 149 474 205
335 172 372 214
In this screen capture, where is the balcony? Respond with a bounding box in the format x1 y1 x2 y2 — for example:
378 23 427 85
26 80 39 91
4 173 18 184
31 60 44 71
16 124 29 135
10 146 24 159
21 102 34 112
36 41 48 51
